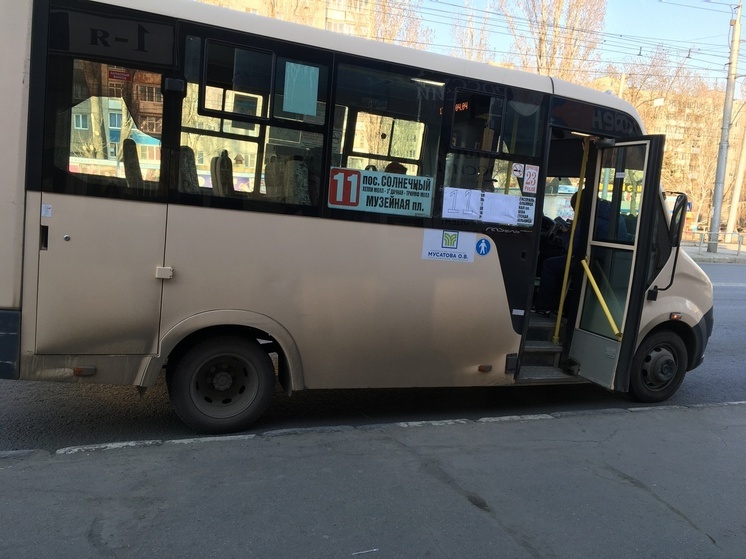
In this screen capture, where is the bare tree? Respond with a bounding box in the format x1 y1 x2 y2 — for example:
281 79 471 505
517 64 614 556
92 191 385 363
80 61 107 159
345 0 432 48
450 0 493 62
494 0 607 82
617 46 741 231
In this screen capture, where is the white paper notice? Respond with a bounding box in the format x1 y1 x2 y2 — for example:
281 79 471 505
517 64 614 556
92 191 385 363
482 192 519 224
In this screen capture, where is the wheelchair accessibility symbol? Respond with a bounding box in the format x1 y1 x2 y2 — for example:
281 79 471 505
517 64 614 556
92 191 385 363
476 238 491 256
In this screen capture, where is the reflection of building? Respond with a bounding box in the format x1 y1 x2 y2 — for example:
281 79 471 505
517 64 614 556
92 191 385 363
70 61 163 166
196 0 372 35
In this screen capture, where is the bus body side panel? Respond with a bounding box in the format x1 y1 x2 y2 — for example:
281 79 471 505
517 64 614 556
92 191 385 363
0 0 32 311
18 192 160 385
33 195 166 355
160 206 521 389
0 0 33 379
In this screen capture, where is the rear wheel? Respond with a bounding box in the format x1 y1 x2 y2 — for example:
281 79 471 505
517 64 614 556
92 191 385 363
167 337 275 433
629 331 687 403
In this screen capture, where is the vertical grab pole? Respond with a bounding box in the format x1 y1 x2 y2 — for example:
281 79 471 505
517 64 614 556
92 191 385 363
552 137 590 345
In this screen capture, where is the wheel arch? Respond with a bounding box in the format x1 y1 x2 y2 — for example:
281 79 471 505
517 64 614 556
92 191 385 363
636 318 699 372
138 310 305 392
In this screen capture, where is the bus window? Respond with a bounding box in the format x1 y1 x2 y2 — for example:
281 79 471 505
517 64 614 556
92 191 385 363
596 144 647 245
328 64 443 218
450 87 546 159
345 113 425 173
181 82 261 195
203 42 271 120
504 89 546 158
442 153 532 227
180 37 329 204
451 89 504 153
49 58 165 197
264 128 323 204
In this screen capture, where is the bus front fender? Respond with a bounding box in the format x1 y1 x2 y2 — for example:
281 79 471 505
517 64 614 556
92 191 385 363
638 298 713 372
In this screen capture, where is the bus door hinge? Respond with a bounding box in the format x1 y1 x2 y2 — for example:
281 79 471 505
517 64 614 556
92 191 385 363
155 266 174 279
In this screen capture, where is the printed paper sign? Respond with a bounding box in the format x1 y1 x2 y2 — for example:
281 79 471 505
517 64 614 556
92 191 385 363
442 187 535 227
512 163 524 178
328 167 433 218
482 192 519 224
517 196 536 226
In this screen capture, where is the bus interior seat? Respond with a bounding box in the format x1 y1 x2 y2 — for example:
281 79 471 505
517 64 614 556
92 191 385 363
210 150 234 197
178 146 200 194
284 157 310 205
122 138 143 191
264 155 284 199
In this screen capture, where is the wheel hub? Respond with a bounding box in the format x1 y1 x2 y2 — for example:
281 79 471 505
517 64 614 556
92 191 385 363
642 347 676 387
211 369 234 392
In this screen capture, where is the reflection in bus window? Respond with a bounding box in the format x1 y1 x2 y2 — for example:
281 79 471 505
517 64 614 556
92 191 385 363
63 59 163 196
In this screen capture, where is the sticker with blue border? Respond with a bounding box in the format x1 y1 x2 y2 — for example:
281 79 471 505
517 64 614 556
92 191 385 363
476 238 491 257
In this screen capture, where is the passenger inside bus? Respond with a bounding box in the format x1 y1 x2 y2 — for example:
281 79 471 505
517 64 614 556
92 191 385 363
384 161 407 174
533 190 631 315
533 191 580 315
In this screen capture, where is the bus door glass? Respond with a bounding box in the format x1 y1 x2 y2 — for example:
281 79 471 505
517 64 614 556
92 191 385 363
570 139 660 389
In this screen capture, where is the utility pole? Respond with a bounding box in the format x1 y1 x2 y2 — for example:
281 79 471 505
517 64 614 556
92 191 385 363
709 2 742 253
726 121 746 234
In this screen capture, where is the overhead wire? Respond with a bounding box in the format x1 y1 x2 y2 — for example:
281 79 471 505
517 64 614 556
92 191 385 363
315 0 740 79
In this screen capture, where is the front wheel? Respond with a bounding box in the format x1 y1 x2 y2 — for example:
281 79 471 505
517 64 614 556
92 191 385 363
167 337 275 433
629 331 688 403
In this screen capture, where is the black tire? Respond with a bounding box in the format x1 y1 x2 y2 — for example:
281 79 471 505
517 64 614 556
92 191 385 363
167 337 275 433
629 331 688 403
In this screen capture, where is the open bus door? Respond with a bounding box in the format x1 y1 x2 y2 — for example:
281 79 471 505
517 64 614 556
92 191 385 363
569 136 665 392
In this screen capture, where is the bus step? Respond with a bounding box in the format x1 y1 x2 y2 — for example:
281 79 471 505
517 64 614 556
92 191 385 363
526 314 566 342
522 340 563 367
515 365 587 385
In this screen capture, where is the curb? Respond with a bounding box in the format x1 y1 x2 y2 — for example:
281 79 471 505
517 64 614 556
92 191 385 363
0 400 735 458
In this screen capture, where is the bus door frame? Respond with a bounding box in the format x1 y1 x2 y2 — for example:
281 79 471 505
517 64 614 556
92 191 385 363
570 136 665 392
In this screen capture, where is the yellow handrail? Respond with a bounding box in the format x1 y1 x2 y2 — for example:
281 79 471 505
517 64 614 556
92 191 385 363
579 258 622 340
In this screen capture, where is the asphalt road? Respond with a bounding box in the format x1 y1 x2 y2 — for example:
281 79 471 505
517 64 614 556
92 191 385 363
1 262 743 453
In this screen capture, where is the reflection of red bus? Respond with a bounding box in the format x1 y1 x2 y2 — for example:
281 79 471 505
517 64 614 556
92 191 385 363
195 169 265 193
69 156 160 181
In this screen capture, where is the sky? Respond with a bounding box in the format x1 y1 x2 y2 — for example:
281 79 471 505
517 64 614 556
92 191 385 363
419 0 742 85
604 0 738 80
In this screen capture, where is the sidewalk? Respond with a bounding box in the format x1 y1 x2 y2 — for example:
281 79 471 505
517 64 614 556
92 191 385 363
1 402 745 558
682 241 746 263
